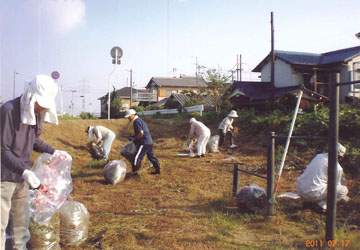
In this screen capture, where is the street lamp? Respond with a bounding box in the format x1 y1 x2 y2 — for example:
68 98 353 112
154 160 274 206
13 70 19 98
108 46 123 120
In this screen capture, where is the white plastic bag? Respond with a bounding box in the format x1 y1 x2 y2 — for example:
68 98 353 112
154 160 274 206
103 160 127 185
206 135 220 153
188 140 195 158
29 150 73 223
59 199 89 246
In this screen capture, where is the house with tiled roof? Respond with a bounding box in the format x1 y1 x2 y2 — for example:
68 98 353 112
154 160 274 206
252 46 360 102
98 87 153 118
145 76 207 102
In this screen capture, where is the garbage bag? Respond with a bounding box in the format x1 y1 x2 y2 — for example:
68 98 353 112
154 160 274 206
89 142 104 160
59 200 89 246
103 160 127 185
29 151 73 223
28 212 60 250
236 184 266 213
206 135 220 153
120 141 137 162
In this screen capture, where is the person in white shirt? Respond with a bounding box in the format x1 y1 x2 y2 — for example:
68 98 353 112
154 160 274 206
86 126 115 159
296 143 349 214
189 118 211 158
218 110 238 149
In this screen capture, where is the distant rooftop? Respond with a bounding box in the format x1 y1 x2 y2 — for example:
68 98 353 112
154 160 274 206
146 76 207 88
253 46 360 72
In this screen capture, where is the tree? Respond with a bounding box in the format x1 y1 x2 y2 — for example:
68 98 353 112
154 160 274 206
104 87 123 118
199 67 232 111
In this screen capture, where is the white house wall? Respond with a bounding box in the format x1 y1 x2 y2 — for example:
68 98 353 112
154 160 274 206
261 59 301 88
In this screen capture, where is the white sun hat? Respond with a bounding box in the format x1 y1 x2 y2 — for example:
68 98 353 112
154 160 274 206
189 118 196 123
125 109 136 118
20 75 58 125
228 110 239 118
338 143 346 157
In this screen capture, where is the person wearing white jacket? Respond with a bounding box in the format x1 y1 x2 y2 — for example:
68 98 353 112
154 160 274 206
218 110 238 149
86 126 116 159
296 143 349 213
189 118 211 158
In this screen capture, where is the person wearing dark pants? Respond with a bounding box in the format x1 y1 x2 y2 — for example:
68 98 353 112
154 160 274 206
125 109 160 175
218 110 239 149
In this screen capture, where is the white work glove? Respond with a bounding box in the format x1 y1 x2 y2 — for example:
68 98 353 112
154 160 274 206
22 169 41 189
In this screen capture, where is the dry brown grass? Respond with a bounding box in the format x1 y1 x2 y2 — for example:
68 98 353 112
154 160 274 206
32 117 360 249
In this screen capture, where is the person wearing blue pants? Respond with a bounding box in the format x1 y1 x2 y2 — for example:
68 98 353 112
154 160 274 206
125 109 160 175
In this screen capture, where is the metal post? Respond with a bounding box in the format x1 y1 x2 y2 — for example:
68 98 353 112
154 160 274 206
326 73 340 241
130 69 133 108
108 49 118 120
232 164 239 196
267 132 275 216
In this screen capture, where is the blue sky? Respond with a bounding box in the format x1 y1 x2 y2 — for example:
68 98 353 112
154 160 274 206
1 0 359 115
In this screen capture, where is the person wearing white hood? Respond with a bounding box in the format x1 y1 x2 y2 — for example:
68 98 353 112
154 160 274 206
218 110 238 149
1 75 59 249
189 118 211 158
296 143 349 214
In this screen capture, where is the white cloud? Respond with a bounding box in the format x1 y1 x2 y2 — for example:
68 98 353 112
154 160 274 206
32 0 86 35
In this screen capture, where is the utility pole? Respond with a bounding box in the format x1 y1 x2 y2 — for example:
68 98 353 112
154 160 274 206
236 55 242 81
13 70 19 98
130 69 133 108
270 11 275 102
71 90 76 117
60 84 63 117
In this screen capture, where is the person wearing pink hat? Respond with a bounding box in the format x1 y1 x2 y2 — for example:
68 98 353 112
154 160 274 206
1 75 59 249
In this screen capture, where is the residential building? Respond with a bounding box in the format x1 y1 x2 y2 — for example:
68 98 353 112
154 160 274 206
145 76 207 102
252 46 360 102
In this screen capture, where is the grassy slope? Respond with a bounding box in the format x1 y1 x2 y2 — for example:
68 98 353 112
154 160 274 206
33 118 360 250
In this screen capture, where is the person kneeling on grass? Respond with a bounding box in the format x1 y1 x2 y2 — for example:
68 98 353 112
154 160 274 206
125 109 160 175
86 125 115 160
296 143 349 214
218 110 238 149
189 118 211 158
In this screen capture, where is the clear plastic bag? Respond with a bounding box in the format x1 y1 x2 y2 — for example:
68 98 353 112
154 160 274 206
206 135 220 153
59 199 89 246
236 184 266 214
188 140 195 158
103 160 127 185
28 212 61 250
29 150 73 223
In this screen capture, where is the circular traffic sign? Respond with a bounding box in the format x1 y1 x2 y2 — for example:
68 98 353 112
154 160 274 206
51 71 60 80
110 46 123 59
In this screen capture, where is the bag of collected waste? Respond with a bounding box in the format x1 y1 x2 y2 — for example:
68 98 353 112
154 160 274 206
59 199 89 247
89 142 104 160
236 184 266 214
120 141 137 162
29 151 73 223
28 212 60 250
188 140 195 157
103 160 127 185
206 135 220 153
